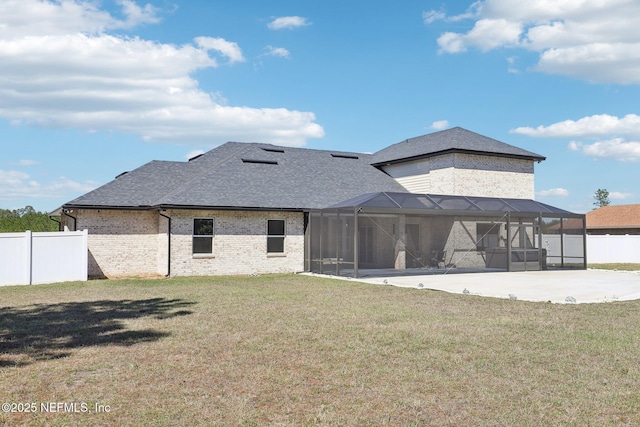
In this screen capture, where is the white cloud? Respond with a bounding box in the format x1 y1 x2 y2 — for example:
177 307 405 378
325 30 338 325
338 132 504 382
610 191 634 200
428 0 640 84
506 56 520 73
512 114 640 138
431 120 450 130
263 45 290 58
115 0 161 27
0 0 159 37
0 1 324 147
580 138 640 162
0 169 98 200
515 114 640 162
536 188 569 197
195 37 245 64
567 141 582 151
267 16 311 30
17 160 40 166
437 32 467 54
567 138 640 162
423 10 446 24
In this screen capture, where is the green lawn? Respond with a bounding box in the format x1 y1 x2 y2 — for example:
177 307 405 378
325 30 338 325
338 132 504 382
588 263 640 271
1 274 639 426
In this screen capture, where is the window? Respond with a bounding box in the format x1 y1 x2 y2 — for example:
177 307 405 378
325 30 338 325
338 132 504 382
267 219 285 253
476 223 499 250
193 218 214 254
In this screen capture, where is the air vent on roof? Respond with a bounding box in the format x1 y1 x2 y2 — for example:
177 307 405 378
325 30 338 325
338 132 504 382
115 171 129 179
261 147 285 153
188 153 205 161
241 158 278 165
331 153 359 159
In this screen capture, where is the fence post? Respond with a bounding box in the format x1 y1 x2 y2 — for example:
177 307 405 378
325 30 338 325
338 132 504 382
25 230 33 285
82 229 89 281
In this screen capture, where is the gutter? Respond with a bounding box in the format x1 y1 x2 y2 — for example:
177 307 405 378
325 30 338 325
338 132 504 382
158 210 171 277
62 209 77 231
63 203 306 213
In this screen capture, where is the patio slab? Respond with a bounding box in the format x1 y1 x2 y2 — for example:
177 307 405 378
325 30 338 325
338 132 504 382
309 269 640 304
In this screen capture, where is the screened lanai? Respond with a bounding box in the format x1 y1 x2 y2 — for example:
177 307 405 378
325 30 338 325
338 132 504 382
306 192 586 278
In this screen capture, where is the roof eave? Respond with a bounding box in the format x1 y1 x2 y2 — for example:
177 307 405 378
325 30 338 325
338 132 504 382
371 148 546 167
62 203 306 213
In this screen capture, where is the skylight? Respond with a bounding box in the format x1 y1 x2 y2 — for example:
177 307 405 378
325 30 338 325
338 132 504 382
241 159 278 165
261 147 285 153
331 153 359 159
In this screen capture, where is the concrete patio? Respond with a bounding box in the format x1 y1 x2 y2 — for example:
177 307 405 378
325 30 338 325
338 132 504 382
308 269 640 304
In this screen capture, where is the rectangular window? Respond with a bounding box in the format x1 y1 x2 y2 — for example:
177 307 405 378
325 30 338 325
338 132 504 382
476 223 499 250
267 219 285 253
193 218 214 254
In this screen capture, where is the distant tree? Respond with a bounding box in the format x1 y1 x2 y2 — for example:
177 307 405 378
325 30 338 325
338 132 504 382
0 206 58 232
593 189 611 209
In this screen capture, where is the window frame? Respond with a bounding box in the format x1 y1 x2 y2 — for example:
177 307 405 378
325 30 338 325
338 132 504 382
192 218 214 255
266 219 286 254
476 222 500 251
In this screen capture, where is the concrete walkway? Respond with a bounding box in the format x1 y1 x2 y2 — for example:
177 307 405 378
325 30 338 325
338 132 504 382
311 269 640 304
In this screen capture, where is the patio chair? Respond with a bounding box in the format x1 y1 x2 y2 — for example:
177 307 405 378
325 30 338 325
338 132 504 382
430 250 446 268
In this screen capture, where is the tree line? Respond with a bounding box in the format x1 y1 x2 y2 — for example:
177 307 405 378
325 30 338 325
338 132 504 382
0 206 59 232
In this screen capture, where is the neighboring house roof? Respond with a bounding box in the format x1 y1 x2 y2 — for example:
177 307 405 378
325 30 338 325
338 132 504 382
586 204 640 230
370 127 546 166
64 142 407 211
329 192 575 215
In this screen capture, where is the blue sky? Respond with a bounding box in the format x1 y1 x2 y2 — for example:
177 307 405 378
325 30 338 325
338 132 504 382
2 0 640 214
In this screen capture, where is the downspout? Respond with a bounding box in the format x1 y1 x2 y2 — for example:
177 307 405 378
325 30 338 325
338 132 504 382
49 215 62 231
63 209 77 231
506 211 512 272
582 215 588 269
158 210 171 277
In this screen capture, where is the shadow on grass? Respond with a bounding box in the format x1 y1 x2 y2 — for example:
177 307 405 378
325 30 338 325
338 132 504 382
0 298 195 367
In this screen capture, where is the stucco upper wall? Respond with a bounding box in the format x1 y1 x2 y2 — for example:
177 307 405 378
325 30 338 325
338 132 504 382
381 152 535 199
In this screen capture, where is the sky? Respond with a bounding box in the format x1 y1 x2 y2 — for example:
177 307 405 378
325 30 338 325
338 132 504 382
1 0 640 214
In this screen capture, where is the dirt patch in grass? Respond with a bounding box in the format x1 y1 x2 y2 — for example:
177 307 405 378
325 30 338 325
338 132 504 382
1 274 639 426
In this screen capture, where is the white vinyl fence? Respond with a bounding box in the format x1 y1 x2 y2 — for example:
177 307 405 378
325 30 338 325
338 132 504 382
587 234 640 264
0 230 88 286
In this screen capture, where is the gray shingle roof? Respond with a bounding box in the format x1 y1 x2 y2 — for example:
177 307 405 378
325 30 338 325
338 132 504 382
65 142 408 210
370 127 545 165
64 127 548 212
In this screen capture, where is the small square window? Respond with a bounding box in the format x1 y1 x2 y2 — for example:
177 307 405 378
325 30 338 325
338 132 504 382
193 218 214 254
267 219 285 253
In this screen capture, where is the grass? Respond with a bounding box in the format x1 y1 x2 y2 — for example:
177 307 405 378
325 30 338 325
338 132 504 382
588 263 640 271
1 274 639 426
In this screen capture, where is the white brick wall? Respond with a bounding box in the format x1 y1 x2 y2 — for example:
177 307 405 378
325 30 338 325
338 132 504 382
382 153 535 199
63 210 160 278
64 209 305 278
168 210 304 276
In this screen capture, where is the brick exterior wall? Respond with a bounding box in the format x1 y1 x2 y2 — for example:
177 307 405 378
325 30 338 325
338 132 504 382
382 153 535 199
168 209 304 276
62 209 160 278
62 209 305 278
